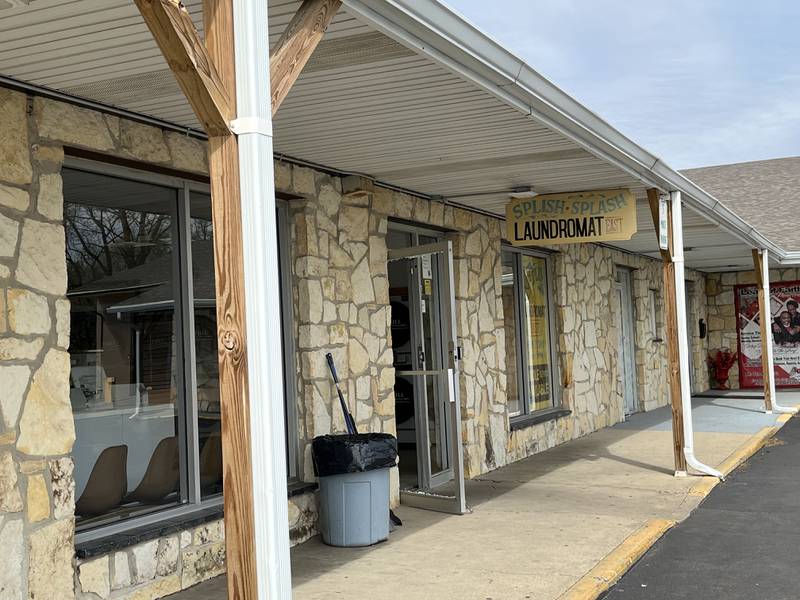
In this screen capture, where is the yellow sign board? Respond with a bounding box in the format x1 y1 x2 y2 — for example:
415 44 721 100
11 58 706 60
506 188 637 247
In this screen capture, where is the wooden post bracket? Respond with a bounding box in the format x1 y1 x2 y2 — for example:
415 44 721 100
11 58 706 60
135 0 233 136
270 0 342 114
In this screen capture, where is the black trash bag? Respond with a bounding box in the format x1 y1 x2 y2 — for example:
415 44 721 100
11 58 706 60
312 433 398 478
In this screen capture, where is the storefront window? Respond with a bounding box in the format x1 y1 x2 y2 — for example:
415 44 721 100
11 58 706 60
520 254 553 411
64 163 297 534
65 168 184 529
500 248 557 417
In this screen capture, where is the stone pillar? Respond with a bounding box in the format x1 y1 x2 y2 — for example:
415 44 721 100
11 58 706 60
0 88 75 599
287 167 396 498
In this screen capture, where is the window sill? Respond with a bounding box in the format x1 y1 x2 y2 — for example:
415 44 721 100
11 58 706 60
76 483 318 559
76 504 224 559
510 408 572 432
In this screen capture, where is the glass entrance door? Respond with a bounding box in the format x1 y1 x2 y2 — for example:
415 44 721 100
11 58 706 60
387 232 466 514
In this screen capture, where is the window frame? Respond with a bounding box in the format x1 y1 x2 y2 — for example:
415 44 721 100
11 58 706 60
501 245 560 420
66 157 299 544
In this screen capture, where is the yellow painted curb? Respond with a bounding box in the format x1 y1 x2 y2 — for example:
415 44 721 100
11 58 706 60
718 426 776 475
689 411 796 499
687 426 775 499
558 519 675 600
687 475 719 498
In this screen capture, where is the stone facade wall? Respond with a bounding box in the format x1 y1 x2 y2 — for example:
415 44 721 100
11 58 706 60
73 489 317 600
280 166 507 483
503 245 707 465
280 168 709 478
706 268 800 389
0 85 714 599
0 87 78 600
76 520 225 600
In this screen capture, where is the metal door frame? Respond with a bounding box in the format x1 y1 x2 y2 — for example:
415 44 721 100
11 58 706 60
388 240 467 514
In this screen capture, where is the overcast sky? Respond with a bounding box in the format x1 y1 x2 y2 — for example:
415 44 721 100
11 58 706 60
445 0 800 169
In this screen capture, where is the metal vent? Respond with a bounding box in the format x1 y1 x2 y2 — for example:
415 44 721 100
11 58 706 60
303 31 416 73
62 69 181 108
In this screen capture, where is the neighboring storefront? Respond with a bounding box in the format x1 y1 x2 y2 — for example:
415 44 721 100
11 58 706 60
686 159 800 392
706 269 800 389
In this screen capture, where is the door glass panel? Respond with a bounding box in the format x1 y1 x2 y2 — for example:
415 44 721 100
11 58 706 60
388 230 452 489
417 235 448 477
64 168 183 529
388 230 417 488
520 255 553 411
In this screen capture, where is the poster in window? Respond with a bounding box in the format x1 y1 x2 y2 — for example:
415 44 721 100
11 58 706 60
735 281 800 388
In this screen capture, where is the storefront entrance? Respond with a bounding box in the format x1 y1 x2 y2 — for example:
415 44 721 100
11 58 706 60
386 224 466 514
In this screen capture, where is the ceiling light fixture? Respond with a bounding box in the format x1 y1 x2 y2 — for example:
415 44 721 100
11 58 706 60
509 186 537 199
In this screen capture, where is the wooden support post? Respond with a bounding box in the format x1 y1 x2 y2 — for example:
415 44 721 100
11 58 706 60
138 0 341 596
752 249 774 412
137 1 259 595
269 0 341 114
201 1 261 597
647 188 688 474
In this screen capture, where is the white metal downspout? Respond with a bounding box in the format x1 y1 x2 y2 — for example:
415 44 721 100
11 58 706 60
759 249 798 415
671 191 723 479
232 0 292 598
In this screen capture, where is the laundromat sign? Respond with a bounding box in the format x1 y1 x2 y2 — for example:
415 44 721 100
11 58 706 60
506 188 637 247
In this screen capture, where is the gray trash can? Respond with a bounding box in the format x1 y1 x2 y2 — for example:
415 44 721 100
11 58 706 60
312 433 397 547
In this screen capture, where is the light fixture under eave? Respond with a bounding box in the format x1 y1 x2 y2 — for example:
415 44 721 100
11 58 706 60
509 186 537 199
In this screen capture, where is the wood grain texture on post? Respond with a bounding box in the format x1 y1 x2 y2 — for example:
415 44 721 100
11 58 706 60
203 0 259 598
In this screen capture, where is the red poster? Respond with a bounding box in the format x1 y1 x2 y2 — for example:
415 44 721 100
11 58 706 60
735 281 800 388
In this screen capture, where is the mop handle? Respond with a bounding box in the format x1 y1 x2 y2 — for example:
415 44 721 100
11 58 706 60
325 352 357 434
326 352 341 384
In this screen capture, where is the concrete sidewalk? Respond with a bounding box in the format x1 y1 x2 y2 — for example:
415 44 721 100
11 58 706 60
169 392 799 600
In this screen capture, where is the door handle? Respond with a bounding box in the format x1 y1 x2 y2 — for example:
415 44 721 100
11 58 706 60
417 347 426 366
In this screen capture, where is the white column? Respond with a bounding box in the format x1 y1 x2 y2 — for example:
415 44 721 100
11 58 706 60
760 249 798 414
232 0 292 598
671 191 723 479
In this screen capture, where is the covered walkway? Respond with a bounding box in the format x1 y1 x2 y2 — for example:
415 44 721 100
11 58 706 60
170 392 800 600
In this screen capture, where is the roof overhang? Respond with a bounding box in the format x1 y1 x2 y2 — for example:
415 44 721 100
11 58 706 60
1 0 794 271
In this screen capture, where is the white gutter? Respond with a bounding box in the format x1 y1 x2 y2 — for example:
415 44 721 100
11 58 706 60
233 0 292 597
671 191 723 479
341 0 798 265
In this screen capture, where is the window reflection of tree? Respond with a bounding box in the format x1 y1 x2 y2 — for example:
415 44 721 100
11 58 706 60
65 204 172 288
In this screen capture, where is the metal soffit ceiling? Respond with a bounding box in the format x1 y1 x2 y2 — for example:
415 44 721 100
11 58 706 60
0 0 774 271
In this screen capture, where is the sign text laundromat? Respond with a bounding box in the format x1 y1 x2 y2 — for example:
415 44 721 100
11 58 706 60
506 188 637 247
